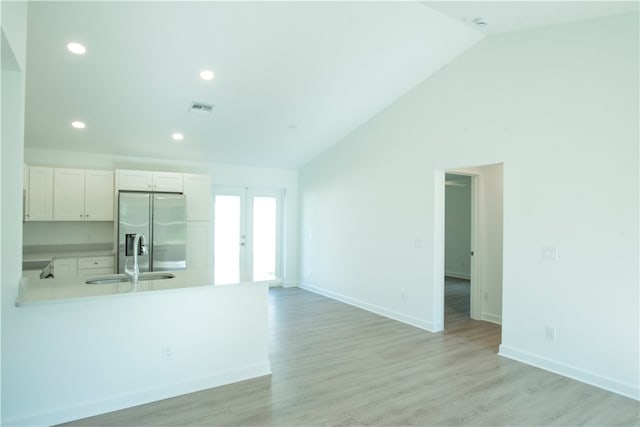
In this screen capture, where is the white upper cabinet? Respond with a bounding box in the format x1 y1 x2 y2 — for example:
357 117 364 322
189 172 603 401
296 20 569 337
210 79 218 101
116 169 153 191
152 172 184 192
27 166 54 221
84 170 114 220
54 168 85 220
183 174 211 221
117 170 184 192
53 168 114 221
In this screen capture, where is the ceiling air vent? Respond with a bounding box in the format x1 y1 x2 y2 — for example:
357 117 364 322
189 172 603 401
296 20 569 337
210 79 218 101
189 101 214 115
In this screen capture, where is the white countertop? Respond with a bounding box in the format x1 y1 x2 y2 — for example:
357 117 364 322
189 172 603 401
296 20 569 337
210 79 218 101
16 270 268 307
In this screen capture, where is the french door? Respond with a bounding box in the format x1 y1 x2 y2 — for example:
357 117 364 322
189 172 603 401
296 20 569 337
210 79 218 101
213 186 283 284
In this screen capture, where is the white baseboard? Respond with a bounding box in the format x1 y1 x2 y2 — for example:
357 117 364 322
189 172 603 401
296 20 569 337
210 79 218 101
299 282 439 332
481 312 502 325
281 281 299 288
499 345 639 401
5 362 272 426
444 271 470 280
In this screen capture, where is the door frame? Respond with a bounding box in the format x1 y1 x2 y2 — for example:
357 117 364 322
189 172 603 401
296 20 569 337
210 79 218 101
435 164 504 330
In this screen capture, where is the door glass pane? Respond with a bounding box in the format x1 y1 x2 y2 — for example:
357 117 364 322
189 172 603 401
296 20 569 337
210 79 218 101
214 195 241 284
252 196 277 281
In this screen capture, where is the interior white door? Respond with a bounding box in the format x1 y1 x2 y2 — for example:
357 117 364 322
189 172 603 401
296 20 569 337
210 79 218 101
213 187 282 284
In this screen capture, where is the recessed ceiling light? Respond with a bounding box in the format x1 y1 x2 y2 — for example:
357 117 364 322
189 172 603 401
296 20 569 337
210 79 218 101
172 133 184 141
67 42 86 55
200 70 215 80
71 121 86 129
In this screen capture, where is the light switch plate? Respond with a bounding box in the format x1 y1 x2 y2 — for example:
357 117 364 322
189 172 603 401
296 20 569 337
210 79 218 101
542 246 558 261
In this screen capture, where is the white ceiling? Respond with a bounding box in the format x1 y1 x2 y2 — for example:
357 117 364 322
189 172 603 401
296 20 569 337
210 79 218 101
24 1 638 169
426 1 639 34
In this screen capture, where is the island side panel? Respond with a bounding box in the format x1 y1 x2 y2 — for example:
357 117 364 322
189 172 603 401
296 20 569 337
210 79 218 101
2 282 271 426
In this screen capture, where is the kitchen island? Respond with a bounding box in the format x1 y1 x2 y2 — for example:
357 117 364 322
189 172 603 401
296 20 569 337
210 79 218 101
6 270 271 426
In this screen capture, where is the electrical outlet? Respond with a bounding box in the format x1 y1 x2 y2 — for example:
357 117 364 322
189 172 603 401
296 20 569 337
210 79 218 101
401 292 406 301
162 345 173 360
545 326 557 341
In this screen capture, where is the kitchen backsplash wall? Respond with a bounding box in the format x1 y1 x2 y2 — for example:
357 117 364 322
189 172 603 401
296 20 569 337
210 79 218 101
23 221 114 246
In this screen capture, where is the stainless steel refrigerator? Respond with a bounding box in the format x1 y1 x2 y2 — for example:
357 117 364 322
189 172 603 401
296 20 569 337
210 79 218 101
117 192 186 273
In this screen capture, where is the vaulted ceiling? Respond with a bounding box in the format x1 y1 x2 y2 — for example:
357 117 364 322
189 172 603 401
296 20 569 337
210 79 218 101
24 1 638 169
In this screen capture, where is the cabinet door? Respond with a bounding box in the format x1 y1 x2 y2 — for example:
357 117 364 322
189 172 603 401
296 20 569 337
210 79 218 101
53 258 78 278
77 256 115 277
153 172 184 192
85 170 114 220
54 168 85 221
184 174 211 221
116 169 153 191
186 221 211 271
27 167 54 221
78 256 114 270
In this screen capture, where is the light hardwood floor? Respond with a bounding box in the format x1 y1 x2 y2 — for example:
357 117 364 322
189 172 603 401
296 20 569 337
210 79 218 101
62 282 639 426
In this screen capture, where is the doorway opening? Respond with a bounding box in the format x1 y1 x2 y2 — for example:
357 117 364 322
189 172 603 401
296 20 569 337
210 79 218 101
444 173 473 327
435 164 504 331
213 186 284 284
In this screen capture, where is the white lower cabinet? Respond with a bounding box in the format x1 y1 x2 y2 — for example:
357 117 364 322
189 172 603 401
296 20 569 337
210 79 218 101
77 256 115 277
186 221 211 271
53 258 78 278
54 256 115 279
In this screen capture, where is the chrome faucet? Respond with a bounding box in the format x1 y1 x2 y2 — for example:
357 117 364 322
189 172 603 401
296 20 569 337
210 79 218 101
124 233 146 284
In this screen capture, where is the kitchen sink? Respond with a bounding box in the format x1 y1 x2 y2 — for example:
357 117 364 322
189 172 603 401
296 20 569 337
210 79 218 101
85 272 175 285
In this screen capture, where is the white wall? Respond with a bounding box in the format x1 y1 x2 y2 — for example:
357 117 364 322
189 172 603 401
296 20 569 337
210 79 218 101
25 148 299 284
1 2 28 422
23 221 114 246
444 174 471 279
299 13 639 399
